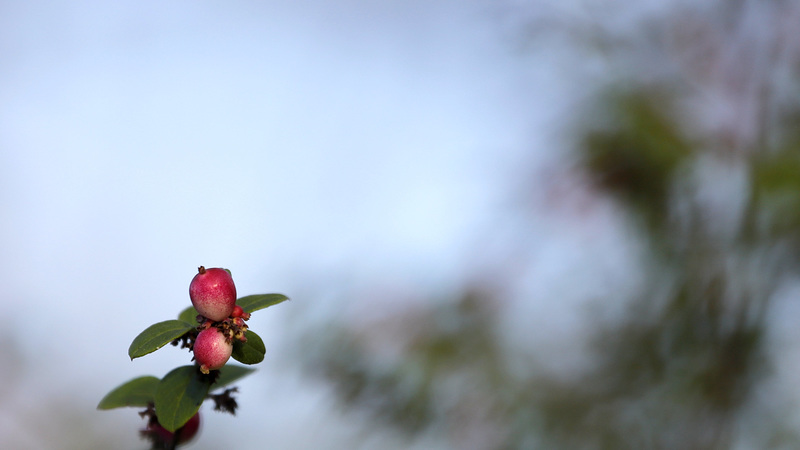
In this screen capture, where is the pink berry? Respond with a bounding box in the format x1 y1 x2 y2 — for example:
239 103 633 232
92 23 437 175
189 266 237 321
193 328 232 373
147 412 201 447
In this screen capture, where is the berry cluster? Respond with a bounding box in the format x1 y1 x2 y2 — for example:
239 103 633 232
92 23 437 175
98 265 289 449
189 267 250 373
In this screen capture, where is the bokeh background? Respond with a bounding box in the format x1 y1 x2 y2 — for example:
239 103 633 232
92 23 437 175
3 0 800 448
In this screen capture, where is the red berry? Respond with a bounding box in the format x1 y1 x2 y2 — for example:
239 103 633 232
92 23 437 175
147 412 201 447
231 305 244 318
193 328 232 373
231 304 251 320
189 266 237 321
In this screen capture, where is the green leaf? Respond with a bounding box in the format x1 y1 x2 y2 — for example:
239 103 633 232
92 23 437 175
178 306 200 325
215 365 256 389
154 366 211 433
128 320 195 360
97 376 159 410
231 330 266 365
237 293 289 314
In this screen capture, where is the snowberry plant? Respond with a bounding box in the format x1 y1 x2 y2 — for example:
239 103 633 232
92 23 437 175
98 266 289 449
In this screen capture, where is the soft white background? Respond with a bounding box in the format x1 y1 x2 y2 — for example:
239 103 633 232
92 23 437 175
0 1 561 448
2 0 767 449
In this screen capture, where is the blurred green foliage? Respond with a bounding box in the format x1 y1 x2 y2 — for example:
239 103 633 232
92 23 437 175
749 152 800 257
583 90 692 230
298 2 800 449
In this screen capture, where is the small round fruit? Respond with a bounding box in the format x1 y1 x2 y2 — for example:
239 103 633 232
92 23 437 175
147 412 201 447
231 305 244 318
231 304 251 320
189 266 237 321
194 327 233 373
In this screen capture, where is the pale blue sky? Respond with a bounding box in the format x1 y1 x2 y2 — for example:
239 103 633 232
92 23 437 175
14 0 792 448
0 1 570 448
